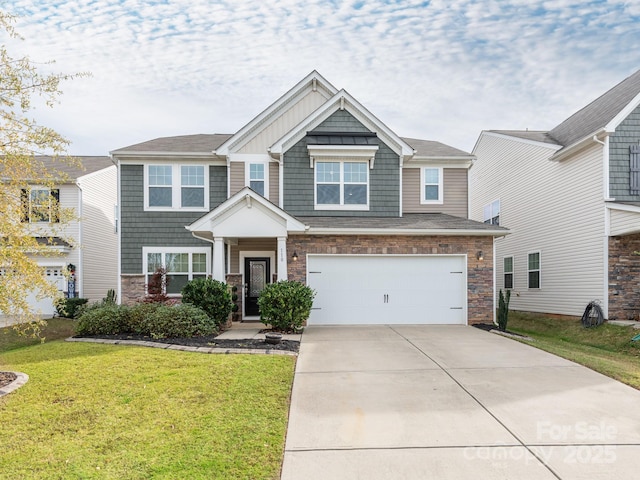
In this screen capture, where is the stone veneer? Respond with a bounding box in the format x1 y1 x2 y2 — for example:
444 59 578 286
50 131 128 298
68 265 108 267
286 234 494 325
609 234 640 321
121 274 146 304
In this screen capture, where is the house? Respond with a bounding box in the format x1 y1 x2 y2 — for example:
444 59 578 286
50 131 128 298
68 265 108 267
470 69 640 321
14 156 118 315
111 71 507 325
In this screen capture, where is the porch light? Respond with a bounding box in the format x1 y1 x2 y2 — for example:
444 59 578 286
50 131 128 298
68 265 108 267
292 251 299 262
477 251 484 261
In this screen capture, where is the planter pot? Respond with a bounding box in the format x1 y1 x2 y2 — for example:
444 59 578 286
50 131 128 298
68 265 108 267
264 333 283 345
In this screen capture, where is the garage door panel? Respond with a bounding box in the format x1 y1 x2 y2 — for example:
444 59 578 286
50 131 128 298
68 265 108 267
307 255 467 325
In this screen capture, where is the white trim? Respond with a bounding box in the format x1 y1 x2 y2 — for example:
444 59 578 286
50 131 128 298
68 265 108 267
483 199 501 225
477 130 562 151
116 159 122 304
420 167 443 205
240 250 276 319
313 160 370 211
245 160 269 199
606 202 640 213
605 90 640 133
142 246 211 296
143 163 210 212
294 227 509 236
527 250 541 289
503 255 514 290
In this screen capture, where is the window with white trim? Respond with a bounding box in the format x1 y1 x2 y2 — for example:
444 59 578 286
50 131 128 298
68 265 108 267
145 165 208 210
528 252 540 289
315 161 368 209
503 256 513 289
21 187 60 223
144 248 210 295
249 163 265 196
483 199 500 225
421 167 443 204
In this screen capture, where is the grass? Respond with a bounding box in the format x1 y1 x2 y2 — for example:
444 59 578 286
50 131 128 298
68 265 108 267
0 321 296 479
0 317 76 352
507 311 640 389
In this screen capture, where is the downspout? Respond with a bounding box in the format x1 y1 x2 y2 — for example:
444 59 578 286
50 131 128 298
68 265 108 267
226 156 231 198
593 135 610 319
76 181 84 298
116 159 122 304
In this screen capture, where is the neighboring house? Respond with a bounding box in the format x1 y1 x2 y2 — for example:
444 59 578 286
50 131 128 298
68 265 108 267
470 69 640 320
111 71 506 325
14 157 118 315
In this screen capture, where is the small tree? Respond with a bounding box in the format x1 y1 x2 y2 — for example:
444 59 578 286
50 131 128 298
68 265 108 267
257 281 315 332
181 278 233 328
144 267 170 303
497 289 511 332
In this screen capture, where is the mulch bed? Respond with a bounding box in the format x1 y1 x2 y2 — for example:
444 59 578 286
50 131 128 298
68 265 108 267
0 371 17 389
73 333 300 352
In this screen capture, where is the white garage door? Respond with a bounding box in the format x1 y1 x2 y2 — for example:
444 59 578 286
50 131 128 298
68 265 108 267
307 255 467 325
26 266 65 315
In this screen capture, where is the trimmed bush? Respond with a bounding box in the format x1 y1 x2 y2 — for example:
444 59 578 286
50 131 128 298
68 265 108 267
257 281 315 332
181 278 233 328
127 302 163 335
55 297 89 318
497 289 511 332
142 303 217 339
75 305 130 335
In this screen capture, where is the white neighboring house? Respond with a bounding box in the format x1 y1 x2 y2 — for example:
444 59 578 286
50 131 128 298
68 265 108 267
470 69 640 320
19 156 118 315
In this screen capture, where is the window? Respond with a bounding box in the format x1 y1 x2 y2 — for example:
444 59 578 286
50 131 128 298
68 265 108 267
503 256 513 289
528 252 540 289
483 199 500 225
145 164 208 210
249 163 265 196
144 248 210 295
21 187 60 223
420 167 443 204
315 161 368 209
631 145 640 195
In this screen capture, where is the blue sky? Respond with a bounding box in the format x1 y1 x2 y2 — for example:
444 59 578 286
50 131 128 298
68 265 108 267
6 0 640 155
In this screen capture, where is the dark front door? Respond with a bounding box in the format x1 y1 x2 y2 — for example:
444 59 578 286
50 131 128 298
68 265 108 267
244 257 270 316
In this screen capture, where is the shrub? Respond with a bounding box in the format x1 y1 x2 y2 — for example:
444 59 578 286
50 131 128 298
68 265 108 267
181 278 233 328
55 297 89 318
128 302 163 335
257 281 315 332
145 267 171 303
143 303 217 339
75 305 130 335
497 289 511 332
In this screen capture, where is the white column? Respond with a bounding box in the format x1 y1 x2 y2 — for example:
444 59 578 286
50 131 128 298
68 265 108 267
213 237 225 281
277 236 288 281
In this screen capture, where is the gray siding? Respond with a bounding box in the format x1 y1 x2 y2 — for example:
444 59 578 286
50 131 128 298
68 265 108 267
610 104 640 202
283 110 400 217
402 168 468 217
120 164 227 273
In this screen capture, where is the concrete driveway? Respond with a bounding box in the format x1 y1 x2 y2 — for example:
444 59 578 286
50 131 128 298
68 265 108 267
281 325 640 479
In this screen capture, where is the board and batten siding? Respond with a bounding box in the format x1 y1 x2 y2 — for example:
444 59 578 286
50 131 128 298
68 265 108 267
471 133 606 317
402 168 468 217
283 110 400 217
78 166 118 301
119 164 227 274
238 90 330 154
229 238 277 273
229 161 280 204
229 162 244 195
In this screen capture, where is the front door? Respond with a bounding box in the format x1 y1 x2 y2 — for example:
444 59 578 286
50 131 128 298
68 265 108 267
244 257 270 317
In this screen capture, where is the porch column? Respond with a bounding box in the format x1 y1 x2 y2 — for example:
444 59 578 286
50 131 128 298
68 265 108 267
277 236 288 281
213 237 225 281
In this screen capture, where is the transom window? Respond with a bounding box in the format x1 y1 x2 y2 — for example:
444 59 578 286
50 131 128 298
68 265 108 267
144 248 210 295
249 163 265 196
21 187 60 223
528 252 540 289
484 199 501 225
504 256 513 289
421 167 443 204
315 161 368 209
145 164 208 210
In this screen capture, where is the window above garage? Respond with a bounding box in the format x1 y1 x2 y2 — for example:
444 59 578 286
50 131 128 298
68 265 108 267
307 131 378 211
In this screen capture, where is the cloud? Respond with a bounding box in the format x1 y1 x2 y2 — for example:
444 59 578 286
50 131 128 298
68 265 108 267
4 0 640 154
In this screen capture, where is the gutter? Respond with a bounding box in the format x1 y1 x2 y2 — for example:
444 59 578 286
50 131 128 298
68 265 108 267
293 227 510 237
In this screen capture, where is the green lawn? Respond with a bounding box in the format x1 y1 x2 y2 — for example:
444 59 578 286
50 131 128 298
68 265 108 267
507 311 640 389
0 320 296 479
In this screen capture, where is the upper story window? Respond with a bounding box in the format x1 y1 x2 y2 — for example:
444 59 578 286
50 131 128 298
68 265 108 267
315 161 368 210
483 199 500 225
503 256 513 289
421 167 443 204
145 164 208 211
21 187 60 223
528 251 541 289
248 163 266 197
